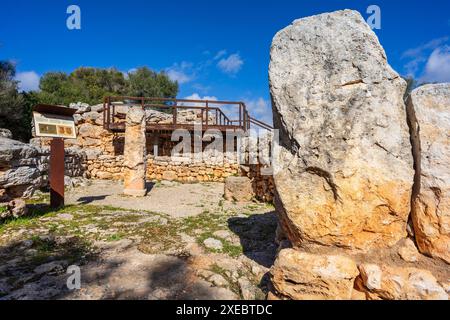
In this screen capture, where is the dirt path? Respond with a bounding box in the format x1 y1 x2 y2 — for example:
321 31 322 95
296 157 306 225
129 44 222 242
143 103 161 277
67 180 233 218
0 181 277 300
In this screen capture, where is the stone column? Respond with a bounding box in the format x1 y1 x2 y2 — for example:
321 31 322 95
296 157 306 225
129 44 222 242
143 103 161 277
123 106 147 197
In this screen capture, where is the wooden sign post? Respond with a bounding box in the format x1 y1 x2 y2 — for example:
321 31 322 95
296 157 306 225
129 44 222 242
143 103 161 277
50 138 65 208
33 104 77 209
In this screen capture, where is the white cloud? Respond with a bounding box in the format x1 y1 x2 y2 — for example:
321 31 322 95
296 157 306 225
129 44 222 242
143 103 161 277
122 68 137 79
214 50 227 60
217 53 244 75
244 97 272 125
166 62 195 84
184 93 218 101
420 46 450 83
167 69 192 84
402 37 449 59
181 93 219 107
402 37 449 78
14 71 40 92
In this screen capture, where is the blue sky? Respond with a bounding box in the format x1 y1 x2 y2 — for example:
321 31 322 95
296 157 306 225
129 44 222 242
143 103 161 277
1 0 449 123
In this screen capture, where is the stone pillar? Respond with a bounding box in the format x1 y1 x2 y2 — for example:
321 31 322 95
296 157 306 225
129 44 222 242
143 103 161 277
123 106 147 197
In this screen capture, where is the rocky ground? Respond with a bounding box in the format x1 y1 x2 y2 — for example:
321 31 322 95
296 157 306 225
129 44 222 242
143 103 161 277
0 181 277 300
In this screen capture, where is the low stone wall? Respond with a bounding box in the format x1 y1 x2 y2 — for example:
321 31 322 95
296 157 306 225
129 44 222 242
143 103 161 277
86 155 240 183
147 156 240 183
1 136 87 201
0 137 43 201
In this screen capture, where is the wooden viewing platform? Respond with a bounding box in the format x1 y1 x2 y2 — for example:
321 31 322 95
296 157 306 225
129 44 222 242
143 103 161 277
102 96 273 133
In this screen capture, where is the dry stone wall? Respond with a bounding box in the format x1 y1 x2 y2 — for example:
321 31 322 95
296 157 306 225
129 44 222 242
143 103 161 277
1 136 87 202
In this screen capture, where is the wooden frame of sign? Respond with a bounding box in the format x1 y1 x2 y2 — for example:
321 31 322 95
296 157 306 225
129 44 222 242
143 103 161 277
33 104 77 208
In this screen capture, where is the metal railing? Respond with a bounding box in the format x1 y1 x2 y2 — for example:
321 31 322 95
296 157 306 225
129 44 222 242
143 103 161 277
103 96 272 132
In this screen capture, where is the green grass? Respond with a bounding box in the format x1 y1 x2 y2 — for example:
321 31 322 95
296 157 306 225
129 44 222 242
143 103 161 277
210 263 242 297
106 233 124 242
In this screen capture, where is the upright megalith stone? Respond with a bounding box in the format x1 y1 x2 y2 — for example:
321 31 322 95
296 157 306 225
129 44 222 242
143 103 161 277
408 84 450 264
123 107 147 197
269 10 414 250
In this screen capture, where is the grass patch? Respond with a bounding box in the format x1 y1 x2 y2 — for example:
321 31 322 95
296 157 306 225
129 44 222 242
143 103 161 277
210 263 242 297
106 233 124 242
138 220 182 254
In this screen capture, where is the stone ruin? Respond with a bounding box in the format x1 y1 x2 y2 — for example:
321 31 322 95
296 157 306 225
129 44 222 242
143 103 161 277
0 9 448 301
0 98 275 212
268 10 449 300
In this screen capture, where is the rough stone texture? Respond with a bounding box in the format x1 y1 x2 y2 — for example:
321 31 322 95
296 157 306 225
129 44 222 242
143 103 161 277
0 137 42 200
270 248 359 300
269 10 414 250
29 139 88 187
0 128 13 139
358 263 448 300
203 238 223 250
398 238 420 263
123 107 147 197
6 199 28 219
242 164 275 203
224 176 254 202
408 84 450 264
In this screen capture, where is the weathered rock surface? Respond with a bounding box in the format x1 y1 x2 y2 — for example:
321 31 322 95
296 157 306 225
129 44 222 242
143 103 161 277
0 137 42 200
398 238 420 263
269 10 414 250
408 84 450 264
123 107 147 197
0 128 13 139
270 248 359 300
224 176 254 202
6 199 28 219
358 263 448 300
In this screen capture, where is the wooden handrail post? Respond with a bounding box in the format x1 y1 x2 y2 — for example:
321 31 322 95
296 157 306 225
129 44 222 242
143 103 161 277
239 103 242 130
103 98 106 129
205 101 209 129
106 97 111 129
173 102 177 124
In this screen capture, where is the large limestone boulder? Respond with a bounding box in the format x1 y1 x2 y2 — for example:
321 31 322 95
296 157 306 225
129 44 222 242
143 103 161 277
270 249 359 300
408 84 450 264
269 10 414 250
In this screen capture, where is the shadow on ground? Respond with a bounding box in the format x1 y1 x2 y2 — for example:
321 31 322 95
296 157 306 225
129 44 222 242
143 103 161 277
227 211 278 268
76 195 108 205
0 235 234 300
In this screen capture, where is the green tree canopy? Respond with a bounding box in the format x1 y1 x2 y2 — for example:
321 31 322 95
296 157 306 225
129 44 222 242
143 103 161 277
0 64 179 141
0 61 27 140
127 67 178 98
37 66 178 105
